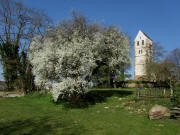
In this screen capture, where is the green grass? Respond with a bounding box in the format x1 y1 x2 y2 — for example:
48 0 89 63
0 88 180 135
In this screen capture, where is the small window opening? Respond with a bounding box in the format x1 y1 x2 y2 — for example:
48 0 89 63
142 40 144 45
137 41 139 46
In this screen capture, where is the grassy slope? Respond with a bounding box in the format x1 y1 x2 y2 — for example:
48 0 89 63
0 88 180 135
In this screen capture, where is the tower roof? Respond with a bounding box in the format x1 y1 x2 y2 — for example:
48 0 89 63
140 30 152 41
135 30 152 41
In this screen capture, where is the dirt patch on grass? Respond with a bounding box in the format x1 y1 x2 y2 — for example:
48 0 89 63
0 91 24 97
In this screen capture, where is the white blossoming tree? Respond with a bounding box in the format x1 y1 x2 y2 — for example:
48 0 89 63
29 13 131 103
92 26 131 87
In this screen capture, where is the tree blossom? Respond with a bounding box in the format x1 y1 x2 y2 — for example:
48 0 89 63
52 77 89 102
29 15 131 102
29 27 97 102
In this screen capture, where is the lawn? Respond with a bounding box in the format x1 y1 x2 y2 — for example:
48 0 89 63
0 88 180 135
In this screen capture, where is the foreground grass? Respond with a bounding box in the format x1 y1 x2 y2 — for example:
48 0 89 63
0 88 180 135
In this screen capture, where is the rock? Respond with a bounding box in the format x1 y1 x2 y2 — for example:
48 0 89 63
97 111 100 113
158 124 164 127
125 106 132 110
104 107 109 109
149 104 170 120
0 91 24 98
6 93 24 97
138 109 141 112
136 109 143 114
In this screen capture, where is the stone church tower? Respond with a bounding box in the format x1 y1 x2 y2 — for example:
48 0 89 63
134 30 153 80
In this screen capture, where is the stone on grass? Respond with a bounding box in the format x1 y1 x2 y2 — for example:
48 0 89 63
97 111 100 113
125 106 132 110
143 108 146 111
118 98 122 101
149 104 170 120
0 92 24 98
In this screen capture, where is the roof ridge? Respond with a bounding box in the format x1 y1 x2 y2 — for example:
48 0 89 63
140 30 152 41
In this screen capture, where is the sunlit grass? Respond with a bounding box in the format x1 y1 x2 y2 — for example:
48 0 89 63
0 88 179 135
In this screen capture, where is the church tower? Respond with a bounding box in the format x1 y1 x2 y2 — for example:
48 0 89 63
134 30 153 80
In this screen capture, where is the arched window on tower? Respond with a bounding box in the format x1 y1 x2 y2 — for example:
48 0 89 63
137 41 139 46
142 40 144 45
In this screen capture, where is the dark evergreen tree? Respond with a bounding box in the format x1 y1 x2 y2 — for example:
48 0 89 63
0 42 19 90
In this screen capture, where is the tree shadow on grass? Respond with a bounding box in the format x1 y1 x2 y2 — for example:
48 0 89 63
86 89 133 104
0 117 85 135
60 89 133 108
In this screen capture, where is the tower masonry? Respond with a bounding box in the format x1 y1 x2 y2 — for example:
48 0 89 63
134 30 153 80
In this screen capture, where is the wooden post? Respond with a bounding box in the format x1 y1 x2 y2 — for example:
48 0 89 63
171 89 173 97
163 88 166 97
136 89 140 98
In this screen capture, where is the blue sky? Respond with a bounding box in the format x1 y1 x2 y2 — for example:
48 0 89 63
0 0 180 80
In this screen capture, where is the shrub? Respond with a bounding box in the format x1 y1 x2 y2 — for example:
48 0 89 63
52 78 89 104
172 88 180 107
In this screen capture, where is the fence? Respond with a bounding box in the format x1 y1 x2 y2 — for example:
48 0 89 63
136 88 173 98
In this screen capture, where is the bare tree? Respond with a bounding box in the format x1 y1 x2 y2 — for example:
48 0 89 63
0 0 51 49
0 0 51 92
146 59 176 88
166 48 180 82
153 42 166 62
146 43 178 89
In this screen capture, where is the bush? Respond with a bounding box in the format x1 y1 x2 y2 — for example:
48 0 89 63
172 88 180 107
52 78 89 104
